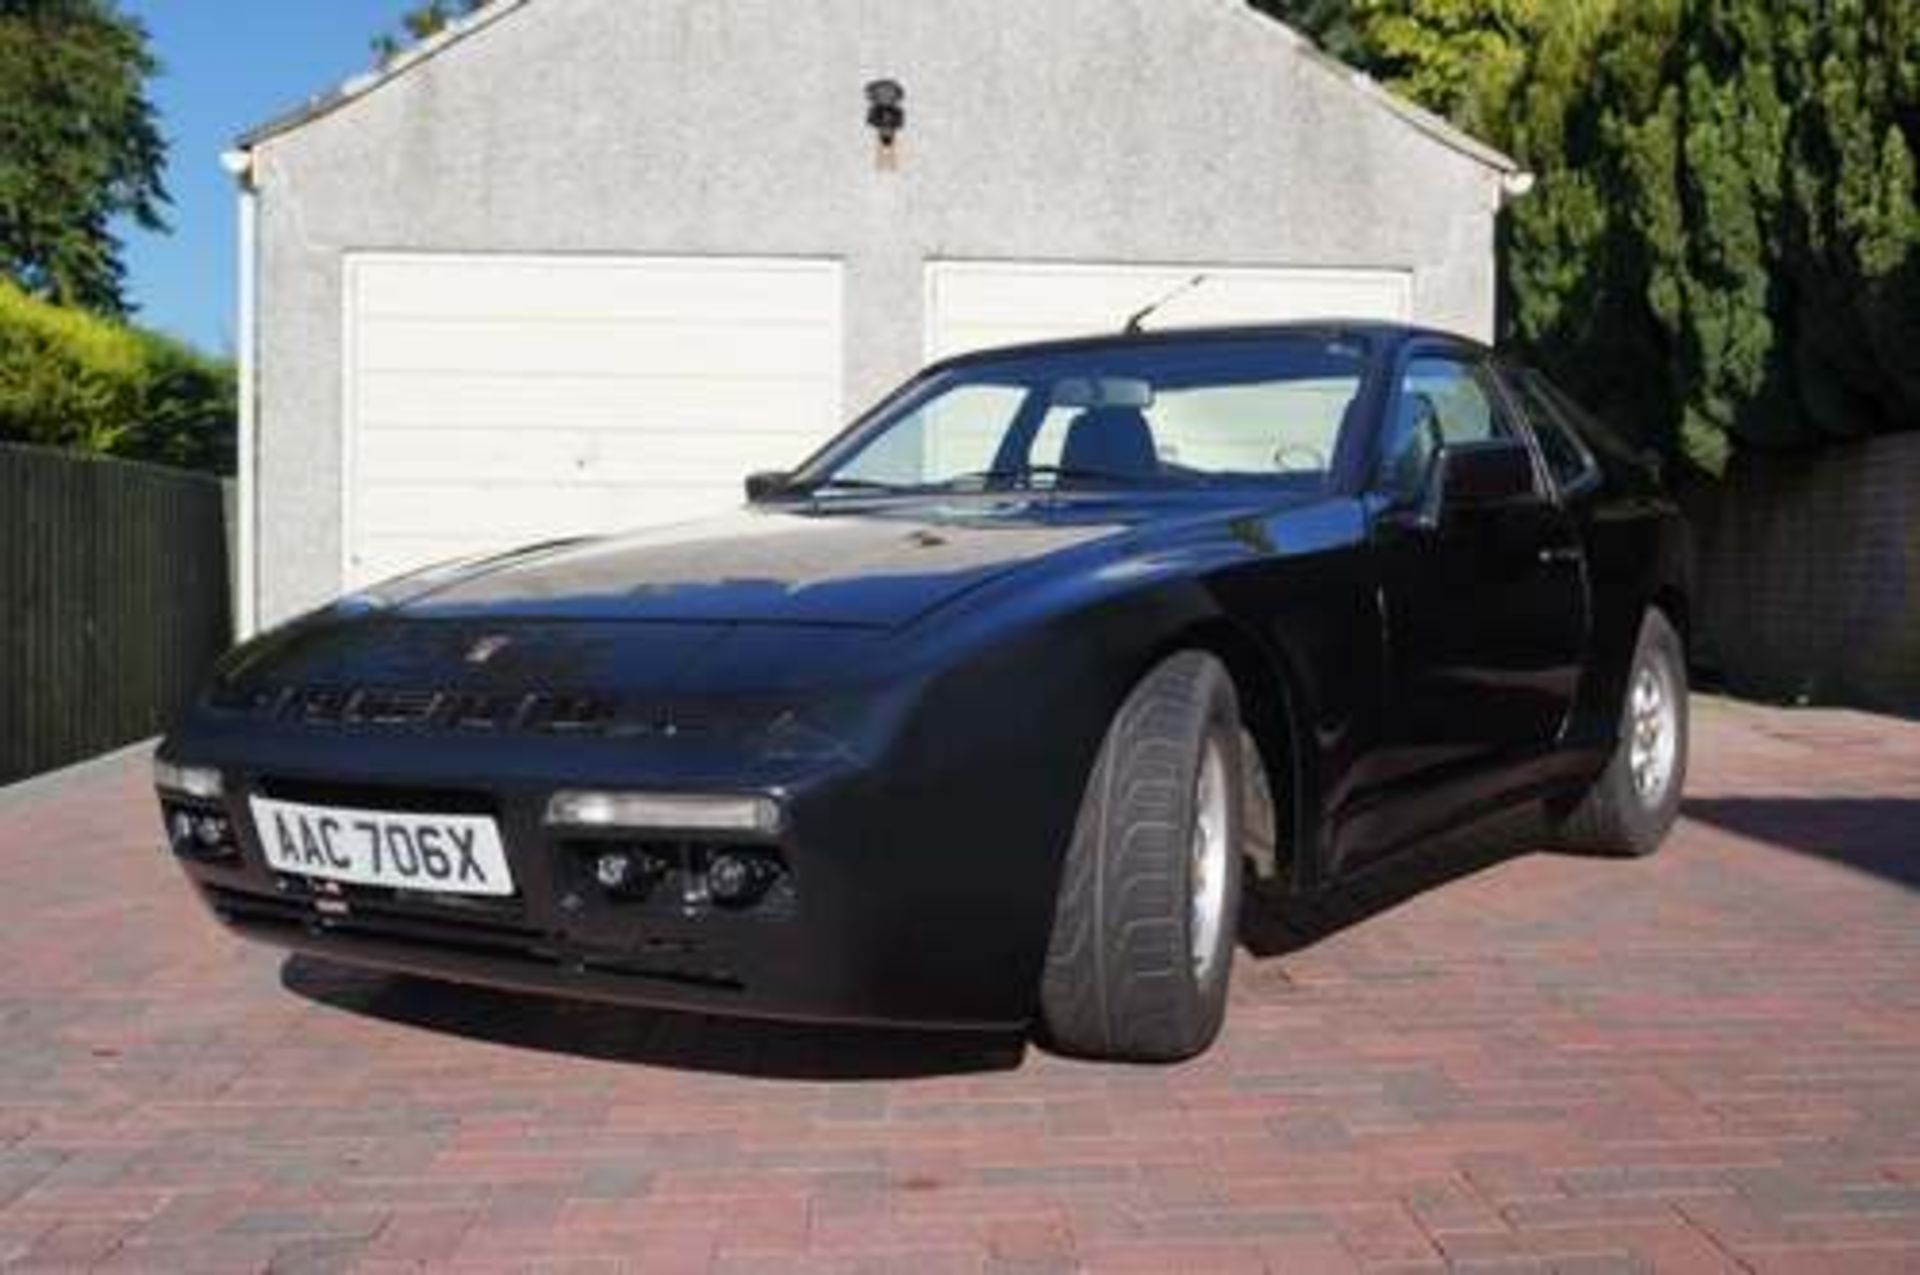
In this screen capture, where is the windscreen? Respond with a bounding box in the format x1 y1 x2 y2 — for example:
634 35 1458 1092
797 336 1371 496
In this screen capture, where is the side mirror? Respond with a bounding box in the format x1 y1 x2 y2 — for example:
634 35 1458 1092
1432 438 1537 517
744 470 791 503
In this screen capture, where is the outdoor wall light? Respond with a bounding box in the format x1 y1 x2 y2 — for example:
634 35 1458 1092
865 78 906 164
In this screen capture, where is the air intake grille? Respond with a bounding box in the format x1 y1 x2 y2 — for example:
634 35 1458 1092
522 693 615 735
294 688 354 724
348 689 442 725
444 692 520 732
212 685 630 736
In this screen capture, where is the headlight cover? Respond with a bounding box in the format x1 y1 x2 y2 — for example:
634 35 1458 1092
153 759 224 800
544 790 784 835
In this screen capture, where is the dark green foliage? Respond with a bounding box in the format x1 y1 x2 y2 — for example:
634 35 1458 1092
1270 0 1920 470
1662 0 1919 452
1501 3 1714 467
0 0 167 315
123 330 236 474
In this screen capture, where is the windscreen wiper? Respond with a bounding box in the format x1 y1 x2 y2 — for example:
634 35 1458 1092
942 464 1198 490
795 477 910 496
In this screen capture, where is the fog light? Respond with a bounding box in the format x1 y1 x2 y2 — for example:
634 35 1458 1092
193 815 231 850
588 847 667 899
707 852 779 906
163 803 236 861
595 851 634 890
154 759 224 800
546 790 782 834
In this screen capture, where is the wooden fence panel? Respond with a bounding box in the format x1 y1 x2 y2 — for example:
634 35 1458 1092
0 444 231 785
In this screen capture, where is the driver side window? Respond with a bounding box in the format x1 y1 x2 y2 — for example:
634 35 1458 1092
1377 356 1514 498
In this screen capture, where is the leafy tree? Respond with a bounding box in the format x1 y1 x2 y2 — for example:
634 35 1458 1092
373 0 491 64
1649 0 1920 452
0 276 147 453
0 0 167 315
1274 0 1920 471
123 330 236 473
1352 0 1542 140
1498 2 1708 465
1509 0 1919 465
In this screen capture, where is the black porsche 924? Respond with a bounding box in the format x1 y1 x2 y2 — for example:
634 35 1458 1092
154 322 1690 1062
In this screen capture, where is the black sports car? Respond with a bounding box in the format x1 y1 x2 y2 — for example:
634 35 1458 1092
154 323 1690 1062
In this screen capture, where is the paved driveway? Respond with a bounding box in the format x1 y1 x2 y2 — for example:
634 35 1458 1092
1 699 1916 1273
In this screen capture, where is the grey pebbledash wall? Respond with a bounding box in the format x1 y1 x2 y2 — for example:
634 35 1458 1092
1687 434 1920 718
242 0 1512 624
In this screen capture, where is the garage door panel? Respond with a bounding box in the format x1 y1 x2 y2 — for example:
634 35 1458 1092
358 317 839 379
357 428 815 487
356 536 495 582
344 253 842 589
934 320 1120 357
357 481 734 542
933 271 1186 328
926 261 1413 361
356 257 840 324
357 371 837 436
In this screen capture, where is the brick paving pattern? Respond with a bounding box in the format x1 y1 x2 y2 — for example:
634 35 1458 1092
0 697 1916 1272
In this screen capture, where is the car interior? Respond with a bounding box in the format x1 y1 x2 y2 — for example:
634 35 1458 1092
1058 406 1161 482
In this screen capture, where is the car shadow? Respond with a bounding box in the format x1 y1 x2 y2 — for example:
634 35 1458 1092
1239 803 1552 958
1682 796 1920 891
279 796 1906 1070
279 954 1028 1081
1241 794 1920 958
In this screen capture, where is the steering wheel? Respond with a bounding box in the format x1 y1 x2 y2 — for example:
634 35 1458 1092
1272 445 1327 473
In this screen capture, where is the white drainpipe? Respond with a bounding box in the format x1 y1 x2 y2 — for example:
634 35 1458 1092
220 148 259 639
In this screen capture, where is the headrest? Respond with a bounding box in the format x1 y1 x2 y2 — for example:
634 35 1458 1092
1060 407 1159 480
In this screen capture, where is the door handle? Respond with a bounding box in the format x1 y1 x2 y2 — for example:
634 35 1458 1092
1538 546 1583 566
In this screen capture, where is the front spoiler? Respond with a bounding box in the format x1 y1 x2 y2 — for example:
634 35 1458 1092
208 893 1025 1032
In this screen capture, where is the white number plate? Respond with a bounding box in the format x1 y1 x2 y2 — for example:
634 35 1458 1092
249 797 515 897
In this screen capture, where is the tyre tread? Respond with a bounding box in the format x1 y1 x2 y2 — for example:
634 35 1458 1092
1040 652 1240 1061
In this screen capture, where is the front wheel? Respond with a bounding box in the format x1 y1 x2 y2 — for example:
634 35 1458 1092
1557 609 1689 857
1038 651 1244 1062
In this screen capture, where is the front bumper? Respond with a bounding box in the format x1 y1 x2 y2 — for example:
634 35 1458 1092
156 726 1055 1032
200 882 1016 1032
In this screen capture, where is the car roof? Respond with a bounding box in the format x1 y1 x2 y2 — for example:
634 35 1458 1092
927 321 1489 373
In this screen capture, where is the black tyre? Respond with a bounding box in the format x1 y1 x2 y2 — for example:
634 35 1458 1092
1558 609 1688 857
1038 651 1244 1062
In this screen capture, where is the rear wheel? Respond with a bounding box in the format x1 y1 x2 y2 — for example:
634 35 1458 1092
1039 652 1244 1062
1557 609 1688 856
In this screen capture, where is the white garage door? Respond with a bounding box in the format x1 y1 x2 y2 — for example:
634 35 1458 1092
925 260 1413 362
342 254 843 588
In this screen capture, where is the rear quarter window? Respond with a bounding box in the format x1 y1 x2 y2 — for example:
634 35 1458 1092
1508 368 1656 496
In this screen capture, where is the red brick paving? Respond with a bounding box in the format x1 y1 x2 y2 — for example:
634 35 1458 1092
1 698 1916 1272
